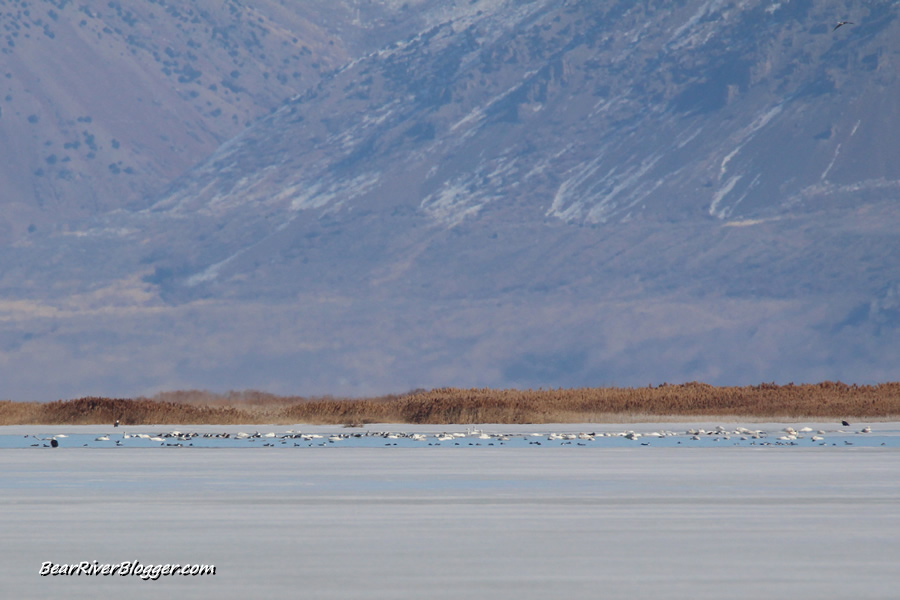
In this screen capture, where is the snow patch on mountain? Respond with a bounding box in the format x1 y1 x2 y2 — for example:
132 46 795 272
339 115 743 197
283 172 383 213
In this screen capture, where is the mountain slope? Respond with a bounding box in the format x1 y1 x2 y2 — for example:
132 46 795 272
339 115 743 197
0 0 460 239
2 0 899 399
147 0 900 224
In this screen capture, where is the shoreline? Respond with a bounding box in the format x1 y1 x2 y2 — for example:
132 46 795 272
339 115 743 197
4 381 900 426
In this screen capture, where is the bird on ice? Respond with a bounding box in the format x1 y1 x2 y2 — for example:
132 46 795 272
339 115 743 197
833 21 854 31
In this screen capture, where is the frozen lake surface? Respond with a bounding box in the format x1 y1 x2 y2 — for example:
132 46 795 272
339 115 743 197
2 423 899 599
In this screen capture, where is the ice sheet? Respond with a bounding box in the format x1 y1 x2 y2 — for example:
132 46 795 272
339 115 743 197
2 438 899 598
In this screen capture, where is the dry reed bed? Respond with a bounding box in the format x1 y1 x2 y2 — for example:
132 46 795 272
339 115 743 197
2 382 899 426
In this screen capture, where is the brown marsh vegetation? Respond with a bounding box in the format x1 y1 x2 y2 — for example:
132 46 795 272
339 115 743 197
1 382 899 425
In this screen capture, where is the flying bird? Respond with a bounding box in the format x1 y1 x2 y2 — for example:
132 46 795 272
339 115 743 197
833 21 854 31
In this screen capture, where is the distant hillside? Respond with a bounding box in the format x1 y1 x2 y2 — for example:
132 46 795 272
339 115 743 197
1 0 899 400
0 0 453 239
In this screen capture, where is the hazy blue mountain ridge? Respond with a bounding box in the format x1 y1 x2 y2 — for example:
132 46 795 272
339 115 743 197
1 0 898 399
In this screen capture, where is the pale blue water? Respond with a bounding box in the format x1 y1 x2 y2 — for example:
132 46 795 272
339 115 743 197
3 424 898 448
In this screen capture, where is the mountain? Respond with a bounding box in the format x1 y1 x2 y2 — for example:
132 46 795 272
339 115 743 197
2 0 899 400
0 0 453 237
